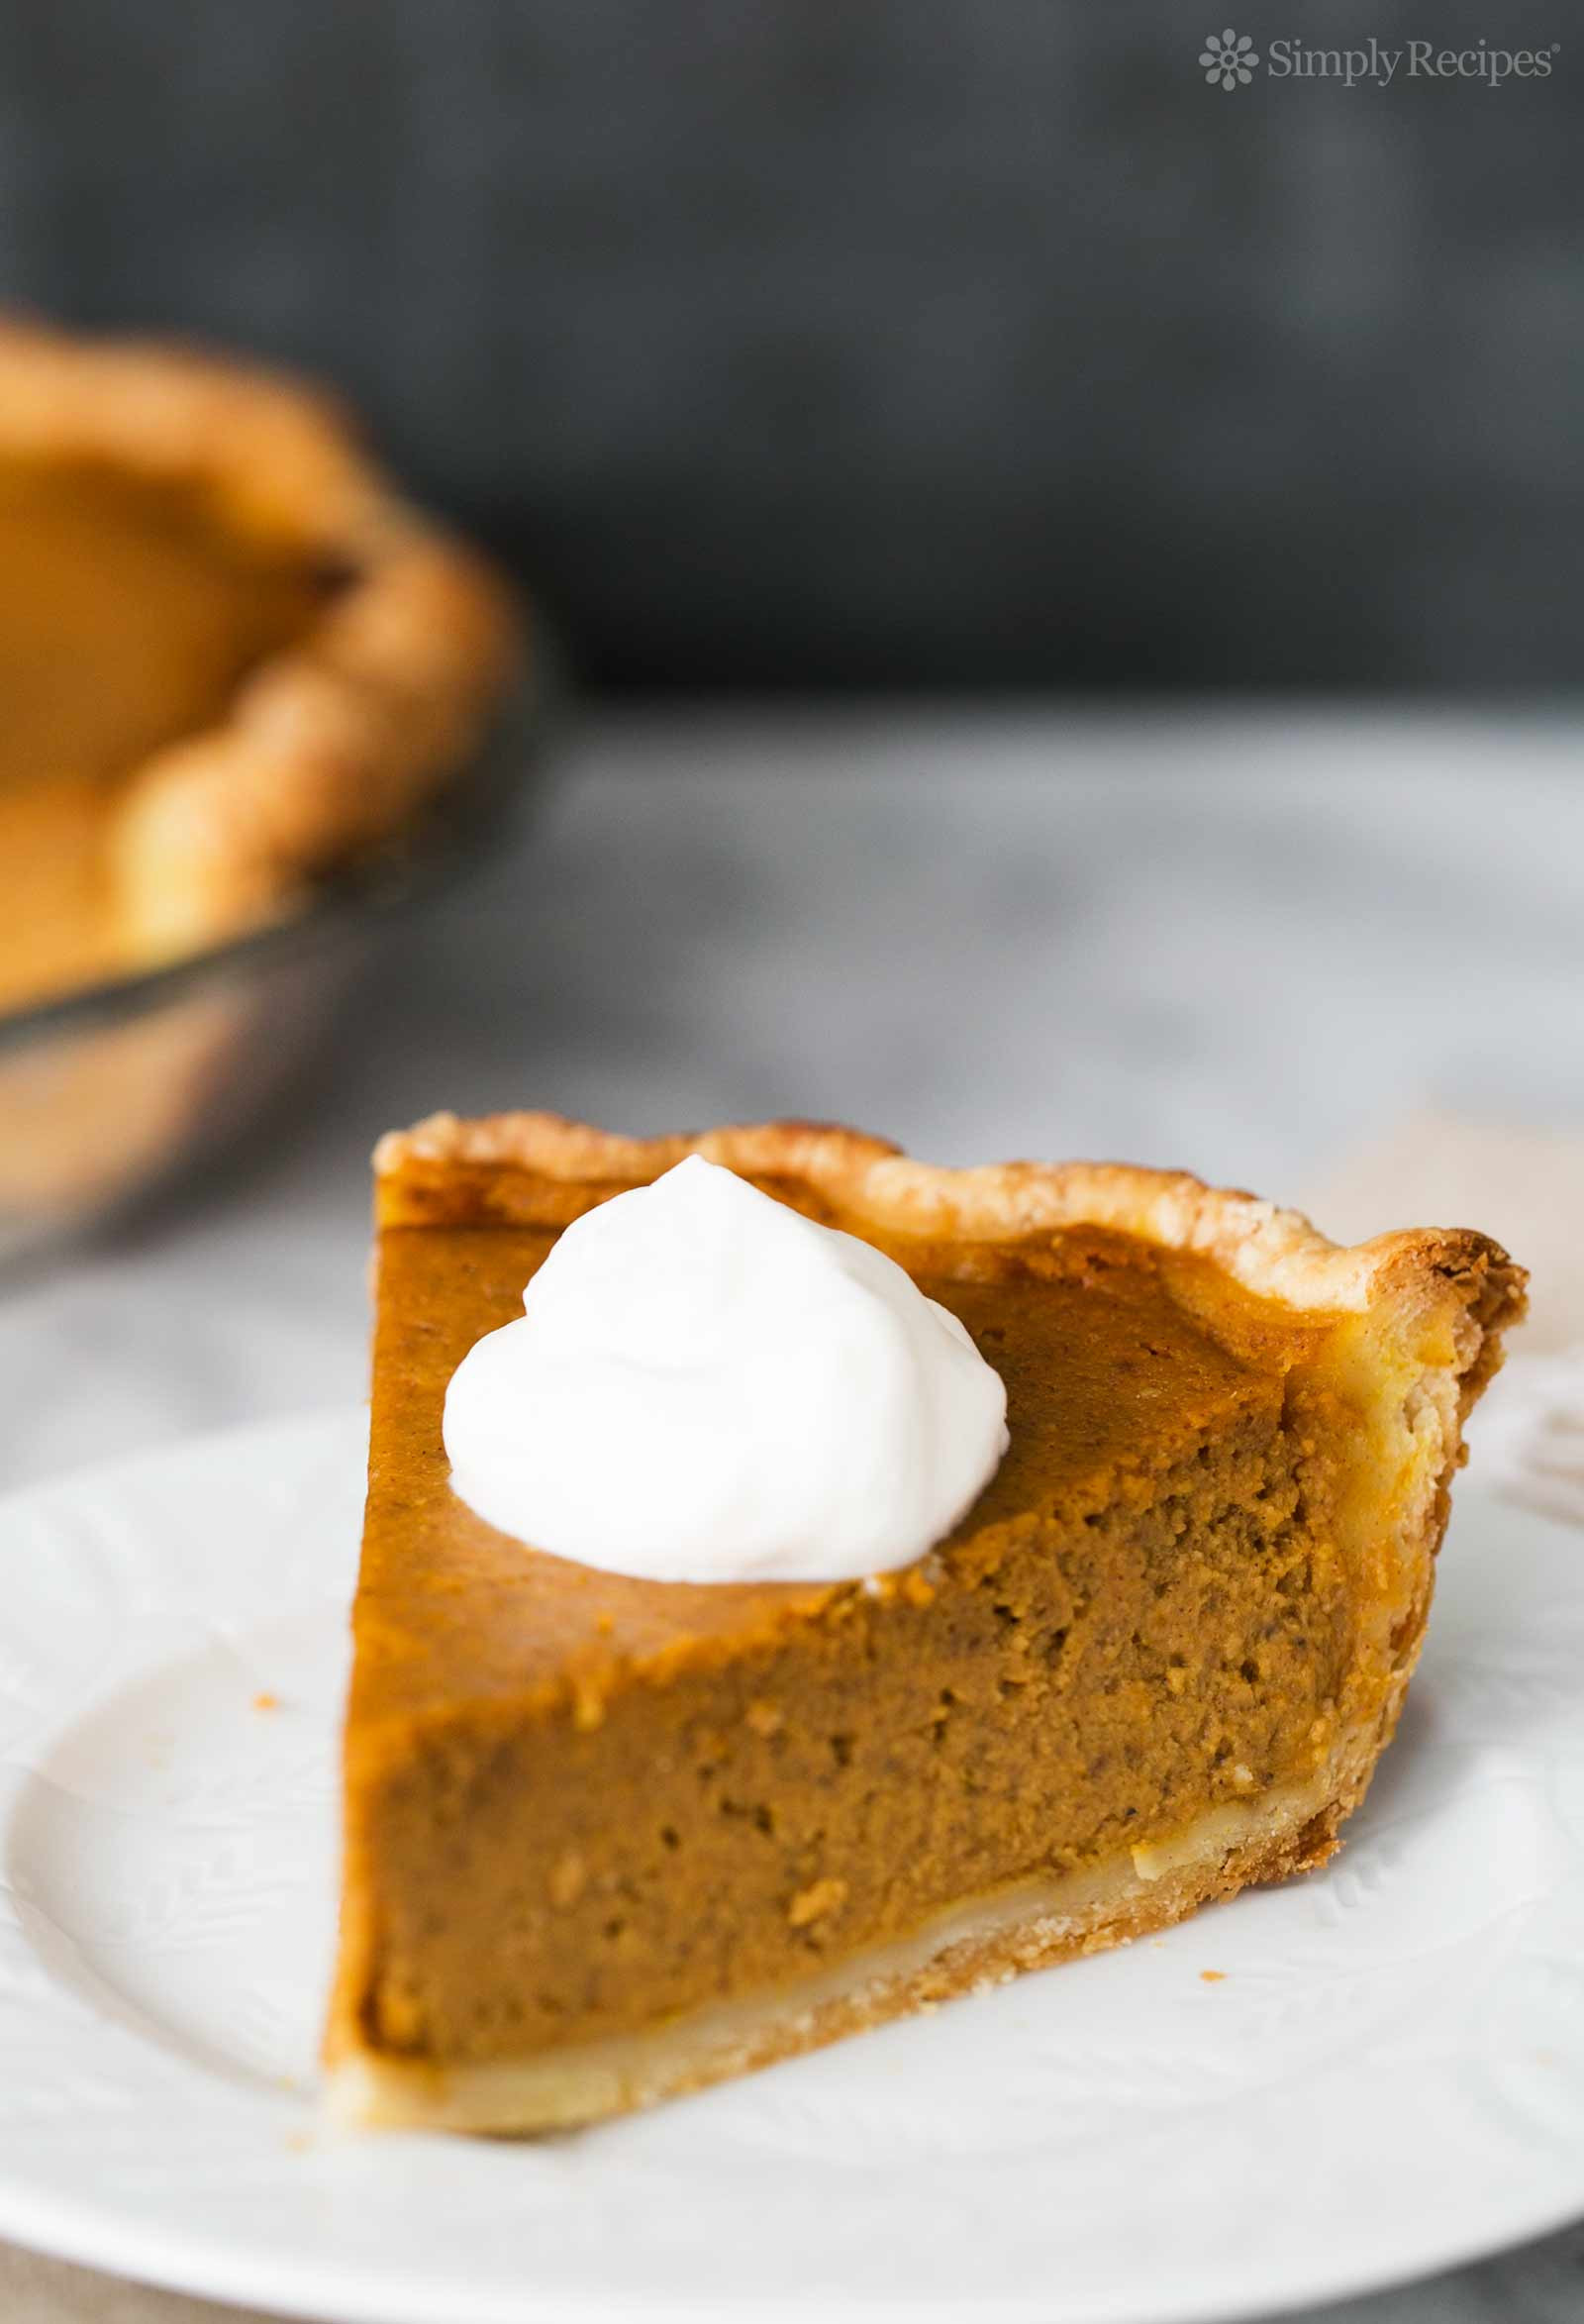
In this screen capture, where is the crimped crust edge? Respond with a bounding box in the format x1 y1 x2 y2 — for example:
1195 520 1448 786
373 1108 1527 1337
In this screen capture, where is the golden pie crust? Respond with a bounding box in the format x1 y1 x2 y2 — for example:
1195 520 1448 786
328 1113 1525 2133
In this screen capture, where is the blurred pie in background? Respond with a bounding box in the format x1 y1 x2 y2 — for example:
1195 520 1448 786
0 313 519 1016
0 315 525 1261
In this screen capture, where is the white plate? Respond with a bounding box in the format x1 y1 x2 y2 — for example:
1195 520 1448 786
2 1412 1583 2324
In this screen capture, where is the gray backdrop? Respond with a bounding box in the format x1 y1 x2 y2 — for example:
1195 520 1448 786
0 0 1575 690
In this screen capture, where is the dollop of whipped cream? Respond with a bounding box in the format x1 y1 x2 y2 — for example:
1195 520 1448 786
443 1155 1009 1583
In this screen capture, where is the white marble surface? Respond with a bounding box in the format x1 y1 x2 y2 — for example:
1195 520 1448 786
3 705 1583 2322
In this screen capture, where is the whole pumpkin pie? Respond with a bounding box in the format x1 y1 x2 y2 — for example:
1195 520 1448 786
326 1112 1524 2133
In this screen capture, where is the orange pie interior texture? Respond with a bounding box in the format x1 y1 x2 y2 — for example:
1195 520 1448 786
325 1114 1525 2135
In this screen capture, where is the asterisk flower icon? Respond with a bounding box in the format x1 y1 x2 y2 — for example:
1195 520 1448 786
1200 29 1260 88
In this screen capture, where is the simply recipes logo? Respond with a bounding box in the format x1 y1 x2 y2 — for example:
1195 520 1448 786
1198 28 1558 88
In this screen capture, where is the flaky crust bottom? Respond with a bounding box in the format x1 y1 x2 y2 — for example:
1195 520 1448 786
327 1719 1390 2137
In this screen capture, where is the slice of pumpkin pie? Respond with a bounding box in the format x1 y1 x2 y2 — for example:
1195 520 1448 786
325 1113 1524 2133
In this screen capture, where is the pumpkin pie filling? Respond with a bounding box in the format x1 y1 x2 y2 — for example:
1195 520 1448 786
326 1117 1523 2132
